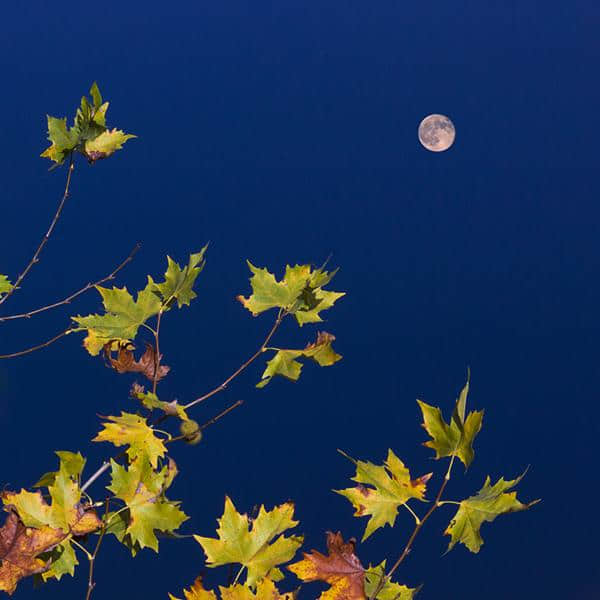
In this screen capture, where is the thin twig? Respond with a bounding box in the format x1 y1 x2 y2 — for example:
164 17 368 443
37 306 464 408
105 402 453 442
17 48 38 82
0 244 141 322
152 309 163 395
184 309 285 410
199 399 243 431
80 461 112 494
0 329 70 359
0 155 75 307
85 497 111 600
368 455 457 600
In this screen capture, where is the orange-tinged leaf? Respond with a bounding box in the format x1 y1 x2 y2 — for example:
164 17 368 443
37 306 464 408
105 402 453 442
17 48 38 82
288 531 365 600
169 576 217 600
0 513 65 595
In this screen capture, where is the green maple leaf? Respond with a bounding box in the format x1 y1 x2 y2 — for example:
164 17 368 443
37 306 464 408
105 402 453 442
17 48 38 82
417 374 483 468
72 284 162 355
335 450 431 541
238 262 344 326
94 412 167 468
40 116 79 164
148 246 208 309
364 562 419 600
257 331 342 388
41 82 135 165
0 275 13 295
84 128 136 162
1 454 101 582
107 456 188 553
194 496 303 587
445 472 539 553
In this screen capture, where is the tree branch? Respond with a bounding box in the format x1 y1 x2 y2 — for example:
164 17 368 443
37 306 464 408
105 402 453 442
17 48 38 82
0 155 75 307
0 244 141 322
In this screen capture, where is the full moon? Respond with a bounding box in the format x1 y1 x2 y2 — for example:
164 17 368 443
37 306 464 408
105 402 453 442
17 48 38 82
418 114 456 152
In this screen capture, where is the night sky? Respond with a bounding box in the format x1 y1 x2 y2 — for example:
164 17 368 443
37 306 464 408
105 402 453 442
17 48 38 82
1 2 598 598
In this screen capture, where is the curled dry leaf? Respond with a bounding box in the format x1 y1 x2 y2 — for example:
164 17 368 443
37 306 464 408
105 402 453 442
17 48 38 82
104 342 170 382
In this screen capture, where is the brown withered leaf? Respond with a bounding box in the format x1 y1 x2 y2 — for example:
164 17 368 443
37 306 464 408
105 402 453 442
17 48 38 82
288 531 365 600
0 513 65 595
104 342 170 382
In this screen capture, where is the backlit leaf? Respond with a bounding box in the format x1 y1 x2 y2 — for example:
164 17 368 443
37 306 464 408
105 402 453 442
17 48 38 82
83 128 136 163
257 331 342 388
0 275 13 295
148 247 208 309
237 262 344 325
108 456 188 553
194 496 303 588
288 531 365 600
72 284 162 355
335 450 431 541
417 376 483 468
445 472 540 553
364 562 418 600
94 412 167 468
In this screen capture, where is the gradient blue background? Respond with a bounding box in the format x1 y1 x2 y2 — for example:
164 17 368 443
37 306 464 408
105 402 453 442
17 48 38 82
1 1 597 598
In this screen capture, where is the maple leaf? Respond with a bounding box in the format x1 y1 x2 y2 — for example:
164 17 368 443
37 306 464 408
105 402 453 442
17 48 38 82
107 456 188 553
364 562 418 600
237 262 344 326
1 454 101 584
0 513 65 595
148 247 208 309
445 472 540 553
40 116 79 164
169 577 296 600
194 496 303 588
131 384 189 420
83 128 136 163
257 331 342 388
41 82 135 165
72 283 162 355
417 374 483 468
169 577 217 600
104 342 171 382
94 412 167 468
288 531 365 600
0 275 13 295
335 450 431 542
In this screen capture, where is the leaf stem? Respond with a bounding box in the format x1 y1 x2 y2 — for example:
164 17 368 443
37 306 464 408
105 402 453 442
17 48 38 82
0 154 75 307
402 503 421 525
368 455 456 599
85 497 110 600
184 309 285 410
152 309 163 395
0 244 140 322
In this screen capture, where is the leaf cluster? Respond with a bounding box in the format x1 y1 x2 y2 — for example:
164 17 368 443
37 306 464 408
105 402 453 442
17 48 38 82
40 83 135 165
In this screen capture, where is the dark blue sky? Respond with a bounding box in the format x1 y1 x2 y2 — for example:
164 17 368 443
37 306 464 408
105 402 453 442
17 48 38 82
1 1 598 598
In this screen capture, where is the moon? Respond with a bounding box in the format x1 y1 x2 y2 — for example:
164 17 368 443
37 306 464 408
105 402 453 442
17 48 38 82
418 114 456 152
